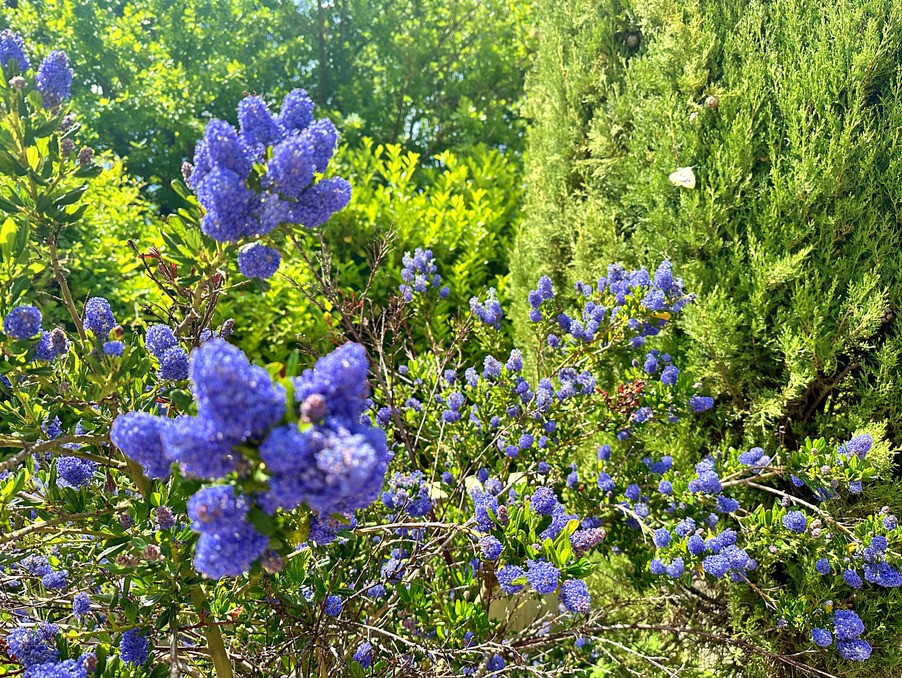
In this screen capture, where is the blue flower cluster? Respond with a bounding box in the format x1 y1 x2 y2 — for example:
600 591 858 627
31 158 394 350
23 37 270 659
4 621 94 676
3 305 42 339
382 471 433 517
24 658 88 678
496 564 525 594
687 457 723 495
324 594 343 617
681 457 740 512
72 592 90 618
103 340 124 356
144 323 189 380
526 559 560 594
559 578 591 614
259 342 389 515
527 275 555 321
353 642 374 668
2 303 71 361
838 434 872 460
399 247 449 301
699 533 755 581
470 484 594 613
479 535 503 561
529 262 693 349
119 628 150 666
145 323 177 356
42 570 68 591
737 446 770 468
83 297 115 338
110 412 172 479
237 242 281 280
648 523 755 583
188 485 270 579
189 338 285 440
782 510 807 533
0 29 30 71
33 328 69 361
187 90 351 277
470 288 502 329
56 442 97 489
35 50 73 109
113 340 387 577
6 624 59 667
811 610 871 661
854 535 902 588
307 512 356 545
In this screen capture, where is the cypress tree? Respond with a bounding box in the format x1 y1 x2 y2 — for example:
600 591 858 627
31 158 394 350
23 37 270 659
512 2 902 672
513 0 902 448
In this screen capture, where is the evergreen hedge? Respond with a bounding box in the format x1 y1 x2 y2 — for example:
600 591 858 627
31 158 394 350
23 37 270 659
512 1 902 673
512 0 902 449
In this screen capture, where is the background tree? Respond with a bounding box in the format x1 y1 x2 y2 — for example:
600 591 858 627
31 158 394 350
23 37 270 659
2 0 533 210
512 0 902 449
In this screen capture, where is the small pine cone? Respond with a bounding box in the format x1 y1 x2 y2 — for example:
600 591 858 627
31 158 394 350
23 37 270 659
626 33 640 49
705 95 719 110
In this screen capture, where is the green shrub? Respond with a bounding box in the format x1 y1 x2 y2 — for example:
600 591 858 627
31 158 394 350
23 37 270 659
3 0 533 210
61 155 165 322
513 0 902 449
0 151 162 329
219 140 520 362
511 0 902 673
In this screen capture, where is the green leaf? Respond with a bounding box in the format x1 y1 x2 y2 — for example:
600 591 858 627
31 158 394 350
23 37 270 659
57 204 88 224
0 151 28 177
0 217 16 261
32 117 62 140
73 163 103 178
53 184 87 207
0 195 20 214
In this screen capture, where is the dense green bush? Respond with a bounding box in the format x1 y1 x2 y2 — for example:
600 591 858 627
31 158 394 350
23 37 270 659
0 148 162 330
511 0 902 673
2 0 533 209
61 156 164 320
220 140 520 363
513 0 902 448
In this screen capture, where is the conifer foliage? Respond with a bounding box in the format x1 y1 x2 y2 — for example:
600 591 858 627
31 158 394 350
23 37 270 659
511 2 902 672
512 0 902 444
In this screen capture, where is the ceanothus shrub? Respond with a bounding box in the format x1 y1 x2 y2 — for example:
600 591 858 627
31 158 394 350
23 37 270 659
0 29 898 678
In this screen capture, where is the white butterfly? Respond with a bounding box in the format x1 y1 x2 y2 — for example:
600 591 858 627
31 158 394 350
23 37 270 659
669 166 696 189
